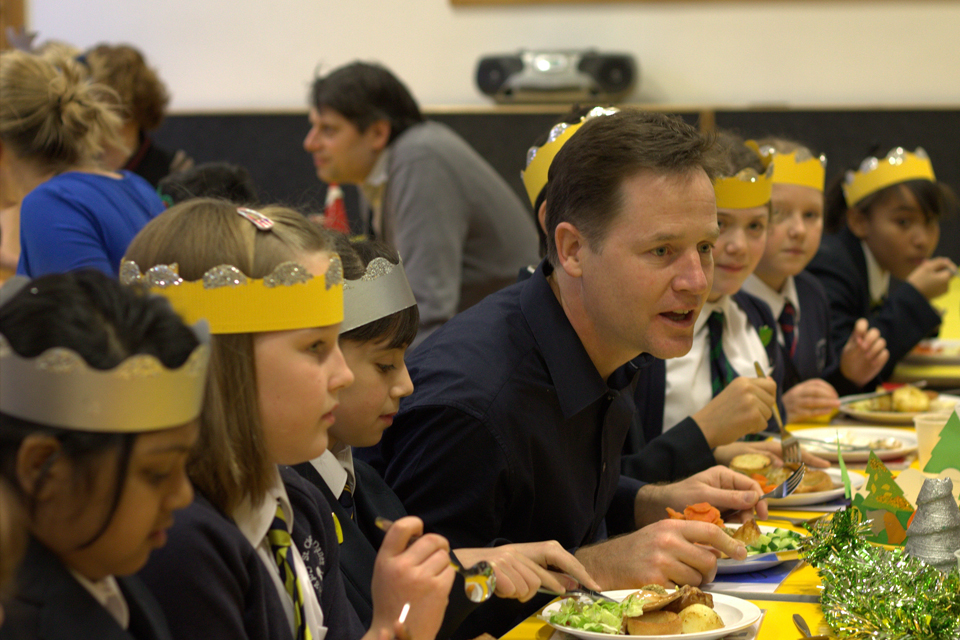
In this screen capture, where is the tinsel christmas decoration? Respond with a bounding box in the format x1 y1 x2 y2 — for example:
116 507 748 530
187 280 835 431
905 477 960 573
801 507 960 639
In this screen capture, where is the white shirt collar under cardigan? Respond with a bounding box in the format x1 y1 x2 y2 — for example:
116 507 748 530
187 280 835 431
360 146 391 238
69 570 129 629
662 295 773 433
861 240 890 306
741 274 801 348
232 465 327 640
309 441 356 498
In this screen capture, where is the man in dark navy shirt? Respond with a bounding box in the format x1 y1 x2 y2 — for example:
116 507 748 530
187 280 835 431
360 111 769 638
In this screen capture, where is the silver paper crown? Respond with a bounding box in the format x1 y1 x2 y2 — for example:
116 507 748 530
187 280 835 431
340 257 417 334
0 278 210 432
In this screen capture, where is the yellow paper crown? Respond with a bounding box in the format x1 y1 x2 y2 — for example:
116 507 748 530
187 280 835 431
713 167 773 210
521 106 619 207
120 257 344 335
843 147 935 207
747 141 826 192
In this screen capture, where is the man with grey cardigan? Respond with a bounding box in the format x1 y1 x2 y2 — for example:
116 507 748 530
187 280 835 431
303 61 539 347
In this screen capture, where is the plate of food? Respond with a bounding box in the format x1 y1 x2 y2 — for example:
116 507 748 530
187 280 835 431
765 467 866 507
837 385 959 425
787 426 917 462
902 339 960 365
715 521 805 574
540 586 761 639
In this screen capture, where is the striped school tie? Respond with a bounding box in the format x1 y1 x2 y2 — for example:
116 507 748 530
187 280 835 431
267 503 312 640
707 311 739 397
779 301 797 359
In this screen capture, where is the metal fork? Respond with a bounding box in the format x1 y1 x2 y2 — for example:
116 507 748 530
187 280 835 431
753 361 801 464
762 463 805 500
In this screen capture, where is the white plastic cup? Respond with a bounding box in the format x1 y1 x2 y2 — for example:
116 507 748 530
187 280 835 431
913 411 954 469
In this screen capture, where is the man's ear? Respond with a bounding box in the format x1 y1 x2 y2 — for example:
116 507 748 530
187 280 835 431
555 222 586 278
15 435 65 502
367 119 392 152
846 207 869 239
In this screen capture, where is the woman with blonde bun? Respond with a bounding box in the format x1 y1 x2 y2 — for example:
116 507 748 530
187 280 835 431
0 50 165 278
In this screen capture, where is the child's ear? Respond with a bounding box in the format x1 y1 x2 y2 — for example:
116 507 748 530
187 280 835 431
846 207 869 239
16 435 67 503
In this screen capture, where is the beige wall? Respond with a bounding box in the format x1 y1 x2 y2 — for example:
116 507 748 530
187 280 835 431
29 0 960 111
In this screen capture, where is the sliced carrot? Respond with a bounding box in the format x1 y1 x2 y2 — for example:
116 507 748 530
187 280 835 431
666 507 685 519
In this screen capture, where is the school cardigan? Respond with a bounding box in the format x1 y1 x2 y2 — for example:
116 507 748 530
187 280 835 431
292 460 480 640
621 290 786 483
137 466 365 640
806 226 942 381
0 539 171 640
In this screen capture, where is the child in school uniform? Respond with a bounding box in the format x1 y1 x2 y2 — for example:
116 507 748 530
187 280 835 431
741 139 888 423
623 134 831 481
806 147 957 381
0 270 209 640
123 200 454 640
292 238 599 640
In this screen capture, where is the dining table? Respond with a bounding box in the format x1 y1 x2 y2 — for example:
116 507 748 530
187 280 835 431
499 278 960 640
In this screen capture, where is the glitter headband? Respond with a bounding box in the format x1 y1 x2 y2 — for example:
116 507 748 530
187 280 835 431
120 256 344 334
843 147 935 207
341 258 417 334
747 141 827 192
714 167 774 210
0 277 210 432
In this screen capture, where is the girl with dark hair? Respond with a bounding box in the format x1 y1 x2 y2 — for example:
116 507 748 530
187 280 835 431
294 238 598 638
0 270 208 640
807 147 958 380
124 200 454 640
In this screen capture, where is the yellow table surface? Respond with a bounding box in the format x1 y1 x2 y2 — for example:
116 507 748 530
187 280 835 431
892 277 960 387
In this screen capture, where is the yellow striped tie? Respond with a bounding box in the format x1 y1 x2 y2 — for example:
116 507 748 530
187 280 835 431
267 503 312 640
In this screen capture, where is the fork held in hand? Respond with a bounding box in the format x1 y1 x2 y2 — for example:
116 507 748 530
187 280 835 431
753 361 802 464
762 463 806 500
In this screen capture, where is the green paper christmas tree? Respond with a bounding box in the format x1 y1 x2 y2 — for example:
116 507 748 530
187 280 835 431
924 409 960 474
852 452 914 545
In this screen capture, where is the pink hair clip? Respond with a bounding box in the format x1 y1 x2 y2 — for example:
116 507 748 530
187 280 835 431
237 207 274 231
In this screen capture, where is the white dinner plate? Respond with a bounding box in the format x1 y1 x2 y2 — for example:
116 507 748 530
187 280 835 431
837 393 959 425
902 339 960 365
766 468 866 507
715 524 803 574
792 426 917 462
540 589 761 640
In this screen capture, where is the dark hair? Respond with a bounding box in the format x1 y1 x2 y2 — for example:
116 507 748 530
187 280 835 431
340 239 419 350
543 109 723 266
0 270 199 547
310 62 423 144
715 129 765 176
158 162 259 206
824 175 958 233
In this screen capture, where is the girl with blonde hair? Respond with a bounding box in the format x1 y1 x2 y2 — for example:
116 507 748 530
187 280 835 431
124 199 453 640
0 50 164 278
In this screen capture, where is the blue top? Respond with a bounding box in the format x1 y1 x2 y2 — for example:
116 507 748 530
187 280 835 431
356 260 649 638
16 171 165 277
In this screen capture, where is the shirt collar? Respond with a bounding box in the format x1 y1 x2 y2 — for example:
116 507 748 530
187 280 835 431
68 570 129 629
309 443 356 497
233 465 293 547
861 240 890 305
695 297 729 335
364 147 390 188
520 260 646 418
741 274 800 322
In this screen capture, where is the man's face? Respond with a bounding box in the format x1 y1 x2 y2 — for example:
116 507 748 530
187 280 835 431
577 169 718 361
303 107 384 185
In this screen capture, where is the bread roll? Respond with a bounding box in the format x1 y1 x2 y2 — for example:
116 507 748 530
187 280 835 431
624 611 682 636
729 453 772 476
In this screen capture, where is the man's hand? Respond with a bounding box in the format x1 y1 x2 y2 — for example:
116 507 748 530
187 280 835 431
840 318 889 387
634 466 768 528
575 519 747 590
782 378 840 423
692 377 777 448
454 541 600 603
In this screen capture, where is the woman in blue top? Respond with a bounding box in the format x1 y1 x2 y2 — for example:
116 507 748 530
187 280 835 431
0 50 164 278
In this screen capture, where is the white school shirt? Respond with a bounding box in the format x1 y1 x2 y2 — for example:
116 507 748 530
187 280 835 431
861 240 891 306
741 274 801 349
662 295 772 432
70 570 129 629
309 441 357 498
233 466 327 640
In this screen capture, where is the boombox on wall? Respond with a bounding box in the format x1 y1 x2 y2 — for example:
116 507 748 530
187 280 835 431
476 50 637 103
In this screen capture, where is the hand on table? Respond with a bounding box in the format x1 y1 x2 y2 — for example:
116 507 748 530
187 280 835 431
782 379 840 423
714 439 831 470
633 465 769 527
